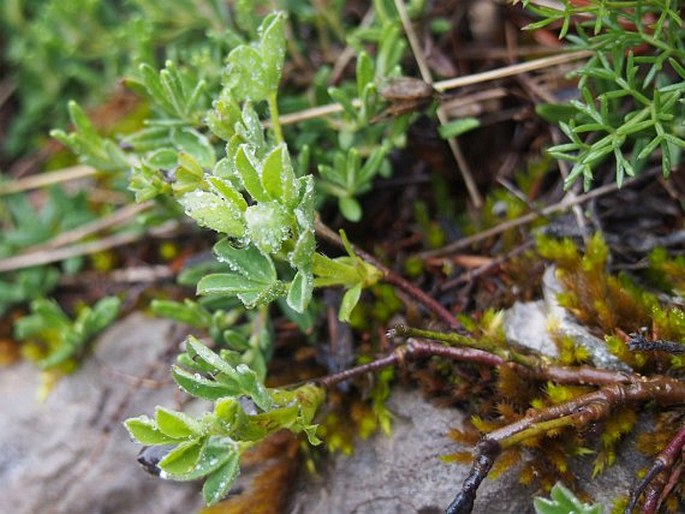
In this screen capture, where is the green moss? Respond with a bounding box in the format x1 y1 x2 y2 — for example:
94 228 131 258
648 247 685 295
537 233 684 373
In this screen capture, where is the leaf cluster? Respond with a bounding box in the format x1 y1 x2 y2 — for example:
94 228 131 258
0 188 96 316
152 298 273 381
125 337 324 505
311 21 410 221
14 295 121 370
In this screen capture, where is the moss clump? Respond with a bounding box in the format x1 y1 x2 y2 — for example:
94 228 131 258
537 232 685 372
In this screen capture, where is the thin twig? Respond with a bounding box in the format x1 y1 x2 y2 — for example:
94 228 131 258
433 50 592 92
24 201 153 253
0 221 178 273
419 168 659 259
0 231 143 273
626 422 685 514
438 240 535 291
58 265 174 286
393 0 483 207
272 51 592 127
392 0 432 82
0 165 98 195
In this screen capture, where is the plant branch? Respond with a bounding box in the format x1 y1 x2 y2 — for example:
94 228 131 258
314 219 463 330
394 324 538 367
420 167 659 258
448 378 685 513
626 421 685 514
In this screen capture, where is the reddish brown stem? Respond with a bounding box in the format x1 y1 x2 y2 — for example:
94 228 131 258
316 339 503 388
626 421 685 514
449 378 685 514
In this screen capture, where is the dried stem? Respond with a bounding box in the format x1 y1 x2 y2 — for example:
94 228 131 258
0 165 97 195
420 168 659 259
23 201 153 253
449 378 685 514
317 338 508 388
271 51 591 127
0 221 178 273
626 421 685 514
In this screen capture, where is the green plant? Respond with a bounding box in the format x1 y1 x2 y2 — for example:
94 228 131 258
534 482 603 514
528 0 685 189
0 187 96 316
110 12 392 502
315 20 409 221
55 12 391 320
151 298 274 380
12 1 685 511
124 336 324 505
0 0 234 160
14 295 121 370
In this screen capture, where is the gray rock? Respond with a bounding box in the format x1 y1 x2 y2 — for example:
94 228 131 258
0 313 651 514
504 300 558 358
505 266 631 372
289 388 535 514
0 313 204 514
289 388 650 514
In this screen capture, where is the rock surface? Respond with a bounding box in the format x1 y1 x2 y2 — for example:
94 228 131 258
0 313 650 514
0 313 203 514
288 387 649 514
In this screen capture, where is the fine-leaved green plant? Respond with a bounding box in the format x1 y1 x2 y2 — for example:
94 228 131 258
0 188 96 316
111 13 388 502
527 0 685 189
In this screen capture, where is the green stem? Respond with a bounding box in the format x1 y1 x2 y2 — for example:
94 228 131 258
394 324 539 368
268 92 284 144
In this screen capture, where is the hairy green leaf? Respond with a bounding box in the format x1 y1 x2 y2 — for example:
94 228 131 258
125 416 184 445
178 191 246 237
202 453 240 505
